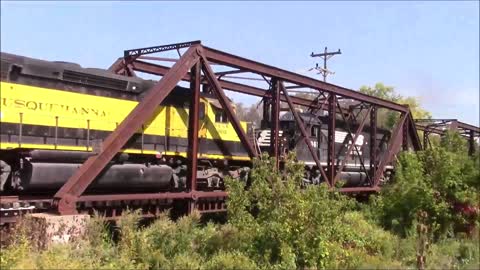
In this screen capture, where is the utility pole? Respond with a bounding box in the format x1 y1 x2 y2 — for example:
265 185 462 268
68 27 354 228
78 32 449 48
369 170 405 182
310 47 341 82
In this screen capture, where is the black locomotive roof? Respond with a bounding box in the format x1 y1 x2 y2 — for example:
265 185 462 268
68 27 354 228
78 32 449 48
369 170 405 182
0 51 230 104
1 51 150 93
280 112 322 124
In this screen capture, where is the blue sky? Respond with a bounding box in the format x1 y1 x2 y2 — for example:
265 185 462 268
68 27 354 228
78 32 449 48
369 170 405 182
1 1 479 125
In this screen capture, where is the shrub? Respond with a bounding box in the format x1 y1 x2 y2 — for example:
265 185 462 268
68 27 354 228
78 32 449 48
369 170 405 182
204 251 257 270
1 138 477 269
376 131 479 238
225 152 403 269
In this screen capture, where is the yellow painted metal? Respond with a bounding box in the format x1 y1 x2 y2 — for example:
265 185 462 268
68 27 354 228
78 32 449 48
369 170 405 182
0 81 249 160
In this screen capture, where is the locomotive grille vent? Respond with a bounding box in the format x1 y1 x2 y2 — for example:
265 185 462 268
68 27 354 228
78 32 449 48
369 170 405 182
63 69 128 90
0 60 11 80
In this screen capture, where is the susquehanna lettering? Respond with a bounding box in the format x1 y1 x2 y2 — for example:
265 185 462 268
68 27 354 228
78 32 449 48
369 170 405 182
1 98 109 117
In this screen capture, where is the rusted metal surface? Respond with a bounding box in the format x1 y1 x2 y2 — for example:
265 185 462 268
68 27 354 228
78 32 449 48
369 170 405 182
129 59 335 112
199 52 258 159
131 61 343 113
403 117 409 151
456 122 480 133
270 79 280 169
124 42 433 193
203 46 409 112
195 200 227 213
333 107 372 185
124 40 201 58
327 94 337 185
138 56 180 63
51 40 475 216
407 114 422 150
1 40 476 222
335 103 372 185
369 107 378 179
339 186 380 193
415 119 480 135
186 61 202 213
373 113 408 186
107 58 125 73
53 45 202 214
216 69 248 78
415 118 479 156
186 61 201 194
78 191 227 202
280 83 331 187
308 93 330 116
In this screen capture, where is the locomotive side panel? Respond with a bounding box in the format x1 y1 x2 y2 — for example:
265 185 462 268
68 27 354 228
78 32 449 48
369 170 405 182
0 81 165 154
0 81 250 159
0 52 251 194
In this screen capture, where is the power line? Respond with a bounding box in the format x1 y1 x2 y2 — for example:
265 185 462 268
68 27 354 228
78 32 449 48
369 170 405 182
310 47 342 82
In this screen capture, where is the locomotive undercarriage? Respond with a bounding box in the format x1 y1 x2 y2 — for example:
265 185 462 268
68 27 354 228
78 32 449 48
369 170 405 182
300 164 393 187
0 149 249 224
0 149 250 195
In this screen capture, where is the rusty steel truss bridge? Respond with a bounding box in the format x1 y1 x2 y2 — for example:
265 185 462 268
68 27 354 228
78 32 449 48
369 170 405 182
4 41 478 218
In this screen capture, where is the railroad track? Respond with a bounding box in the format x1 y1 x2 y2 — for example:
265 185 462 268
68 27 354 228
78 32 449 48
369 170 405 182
0 194 226 225
0 195 53 225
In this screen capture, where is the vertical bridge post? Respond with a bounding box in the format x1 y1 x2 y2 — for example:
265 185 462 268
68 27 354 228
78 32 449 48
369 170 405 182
370 106 377 180
186 61 202 212
402 117 409 151
327 94 337 186
53 45 202 215
270 78 280 169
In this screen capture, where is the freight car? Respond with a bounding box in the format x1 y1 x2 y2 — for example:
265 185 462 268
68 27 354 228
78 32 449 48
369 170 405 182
0 52 391 198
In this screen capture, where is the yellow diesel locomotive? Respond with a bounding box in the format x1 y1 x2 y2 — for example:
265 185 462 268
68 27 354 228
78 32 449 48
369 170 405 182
0 52 251 194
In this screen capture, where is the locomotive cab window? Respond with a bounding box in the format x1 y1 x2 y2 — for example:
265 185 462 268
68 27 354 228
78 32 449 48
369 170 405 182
311 126 320 137
199 102 206 120
183 101 205 120
213 107 228 123
281 121 296 131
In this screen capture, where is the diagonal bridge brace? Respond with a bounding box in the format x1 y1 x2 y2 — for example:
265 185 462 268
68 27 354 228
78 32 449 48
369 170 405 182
280 83 331 187
53 45 202 214
107 40 429 193
53 44 260 215
333 106 372 186
198 51 258 159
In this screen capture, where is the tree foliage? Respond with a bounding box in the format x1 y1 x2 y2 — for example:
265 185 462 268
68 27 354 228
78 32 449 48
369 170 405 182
373 131 479 239
234 102 262 127
1 135 479 269
359 82 432 128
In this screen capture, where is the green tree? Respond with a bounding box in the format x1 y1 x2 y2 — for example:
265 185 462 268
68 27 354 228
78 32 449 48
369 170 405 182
359 83 402 102
376 131 479 238
359 82 432 128
2 149 478 269
235 102 262 127
225 153 403 269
